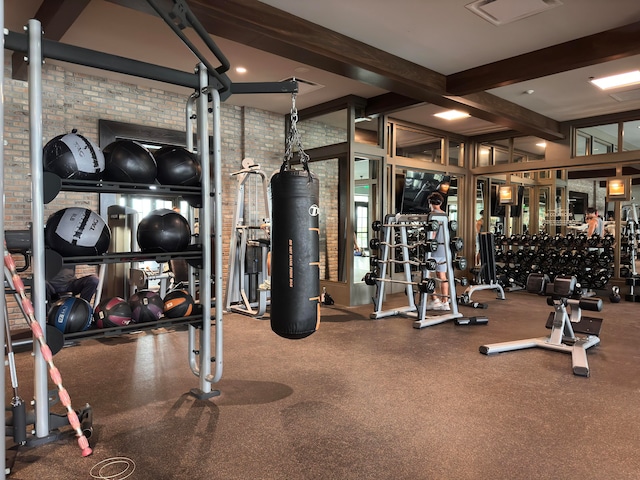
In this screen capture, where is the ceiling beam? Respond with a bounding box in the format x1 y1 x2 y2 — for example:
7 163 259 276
447 21 640 95
11 0 91 81
109 0 563 140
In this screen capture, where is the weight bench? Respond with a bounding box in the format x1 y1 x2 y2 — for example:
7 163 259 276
479 273 603 377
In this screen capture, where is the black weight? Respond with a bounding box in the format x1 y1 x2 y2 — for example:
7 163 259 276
450 237 464 252
449 220 458 232
609 286 621 303
424 240 438 252
371 220 382 232
270 170 321 340
423 258 438 271
454 257 467 271
369 238 380 251
364 272 377 286
419 278 436 293
425 219 439 232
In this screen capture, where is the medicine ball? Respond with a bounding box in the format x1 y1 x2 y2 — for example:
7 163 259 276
43 131 105 180
94 297 133 328
154 146 201 186
129 290 164 323
47 296 93 333
102 140 157 184
45 207 111 256
163 289 195 318
137 209 191 253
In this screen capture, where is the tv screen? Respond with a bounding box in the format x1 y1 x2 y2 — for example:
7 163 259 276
400 171 450 214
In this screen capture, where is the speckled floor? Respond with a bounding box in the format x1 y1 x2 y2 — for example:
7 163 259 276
4 287 640 480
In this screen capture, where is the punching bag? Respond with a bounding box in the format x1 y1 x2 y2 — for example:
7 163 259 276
270 168 321 339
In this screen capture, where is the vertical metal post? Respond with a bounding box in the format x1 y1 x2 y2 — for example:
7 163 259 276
28 19 50 438
1 1 7 476
207 87 224 384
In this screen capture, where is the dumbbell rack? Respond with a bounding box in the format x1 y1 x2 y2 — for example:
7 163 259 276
368 213 464 328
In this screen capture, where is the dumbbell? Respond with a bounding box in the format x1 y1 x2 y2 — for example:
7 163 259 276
450 237 464 253
454 257 467 271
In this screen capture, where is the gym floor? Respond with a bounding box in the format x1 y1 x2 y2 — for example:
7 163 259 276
5 287 640 480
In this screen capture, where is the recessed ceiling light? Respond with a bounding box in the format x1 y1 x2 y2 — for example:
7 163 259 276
235 67 247 74
434 110 470 120
536 142 546 147
589 70 640 90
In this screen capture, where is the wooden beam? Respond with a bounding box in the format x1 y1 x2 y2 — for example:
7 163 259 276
109 0 564 139
11 0 91 81
447 21 640 95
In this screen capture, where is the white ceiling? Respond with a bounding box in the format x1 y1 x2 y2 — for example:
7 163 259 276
5 0 640 139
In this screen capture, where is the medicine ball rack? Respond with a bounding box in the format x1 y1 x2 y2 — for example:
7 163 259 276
1 0 297 469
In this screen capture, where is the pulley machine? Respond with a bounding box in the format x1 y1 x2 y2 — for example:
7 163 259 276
224 159 271 317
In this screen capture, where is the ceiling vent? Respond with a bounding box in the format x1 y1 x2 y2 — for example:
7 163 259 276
280 77 324 95
609 88 640 102
466 0 563 26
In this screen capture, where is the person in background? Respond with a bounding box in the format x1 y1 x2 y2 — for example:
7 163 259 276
426 191 450 311
48 265 99 304
475 209 484 266
586 207 603 238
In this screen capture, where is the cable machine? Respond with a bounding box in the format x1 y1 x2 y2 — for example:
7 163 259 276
1 0 296 474
224 159 271 317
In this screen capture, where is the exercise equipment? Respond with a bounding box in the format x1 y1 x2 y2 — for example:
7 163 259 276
4 299 27 447
153 145 201 186
45 207 111 257
93 296 133 328
269 92 320 339
4 246 92 456
43 130 105 180
163 289 195 318
480 273 603 377
224 159 271 318
47 296 93 333
136 208 191 253
367 213 476 328
128 289 164 323
102 139 157 184
621 204 640 302
459 232 506 309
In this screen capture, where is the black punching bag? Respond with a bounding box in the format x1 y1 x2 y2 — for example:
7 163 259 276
270 169 321 339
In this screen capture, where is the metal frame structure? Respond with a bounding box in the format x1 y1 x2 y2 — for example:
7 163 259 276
368 213 465 327
1 0 296 475
224 160 272 318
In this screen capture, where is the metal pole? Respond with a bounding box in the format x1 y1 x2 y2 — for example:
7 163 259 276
207 87 224 384
28 18 50 438
1 0 8 476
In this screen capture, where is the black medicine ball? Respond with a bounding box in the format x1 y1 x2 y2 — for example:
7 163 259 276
47 297 93 333
103 140 157 184
45 207 111 256
163 289 195 318
154 146 201 186
43 132 105 180
137 209 191 253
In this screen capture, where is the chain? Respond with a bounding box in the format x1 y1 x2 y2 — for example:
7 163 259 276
283 89 310 172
